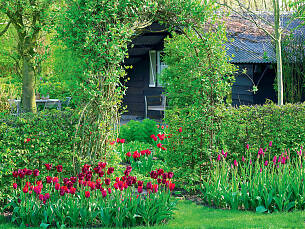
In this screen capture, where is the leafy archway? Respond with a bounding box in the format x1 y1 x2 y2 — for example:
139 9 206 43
58 0 234 169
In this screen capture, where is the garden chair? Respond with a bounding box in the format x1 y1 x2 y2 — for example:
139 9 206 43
8 99 20 116
144 94 166 119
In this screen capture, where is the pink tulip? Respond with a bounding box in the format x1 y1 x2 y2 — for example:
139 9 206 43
246 144 250 150
269 141 272 147
234 160 238 167
273 156 277 163
264 161 268 166
260 168 262 173
217 155 221 161
249 159 252 165
224 152 227 158
242 156 245 162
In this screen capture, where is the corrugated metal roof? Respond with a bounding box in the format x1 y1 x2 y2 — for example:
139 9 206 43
225 14 305 64
226 37 276 63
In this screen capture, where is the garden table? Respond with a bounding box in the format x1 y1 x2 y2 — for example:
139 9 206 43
11 99 62 115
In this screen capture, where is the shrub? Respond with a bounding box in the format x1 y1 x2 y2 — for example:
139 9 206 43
119 119 158 143
201 143 305 212
161 29 235 189
6 163 176 228
216 103 305 158
0 109 78 207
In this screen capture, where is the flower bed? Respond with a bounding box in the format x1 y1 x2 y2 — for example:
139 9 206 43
201 142 305 212
7 163 176 227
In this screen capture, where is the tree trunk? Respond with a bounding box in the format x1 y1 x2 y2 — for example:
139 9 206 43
274 0 284 105
275 37 283 105
22 56 37 113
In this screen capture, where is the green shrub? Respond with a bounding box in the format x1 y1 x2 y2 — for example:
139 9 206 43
0 109 79 207
119 119 158 143
216 103 305 159
161 28 235 190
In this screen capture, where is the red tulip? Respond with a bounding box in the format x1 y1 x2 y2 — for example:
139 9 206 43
138 186 143 193
46 176 52 184
169 182 175 191
107 188 112 195
85 191 90 198
13 183 17 189
56 165 63 172
12 171 18 178
55 183 60 190
44 164 52 170
22 186 28 193
101 189 107 198
126 152 131 157
105 178 111 186
69 187 76 195
39 194 44 201
168 172 174 179
44 193 50 200
33 169 39 177
178 127 182 133
53 177 59 183
120 139 125 143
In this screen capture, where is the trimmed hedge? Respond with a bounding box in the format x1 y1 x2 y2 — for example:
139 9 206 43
0 109 78 206
217 103 305 158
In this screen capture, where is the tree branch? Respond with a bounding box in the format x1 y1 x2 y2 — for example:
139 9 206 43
0 20 11 37
217 2 276 40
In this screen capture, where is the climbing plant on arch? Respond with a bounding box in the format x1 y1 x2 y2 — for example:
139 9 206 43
57 0 234 168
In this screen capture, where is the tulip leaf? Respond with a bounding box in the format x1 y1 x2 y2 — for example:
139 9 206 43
256 205 267 213
40 223 50 228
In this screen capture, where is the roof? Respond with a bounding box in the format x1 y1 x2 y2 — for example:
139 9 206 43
225 13 305 64
226 36 275 63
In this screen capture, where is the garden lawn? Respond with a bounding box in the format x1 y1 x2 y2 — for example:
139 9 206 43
1 200 304 229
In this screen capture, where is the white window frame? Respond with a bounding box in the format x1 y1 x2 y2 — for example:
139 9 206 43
149 50 168 87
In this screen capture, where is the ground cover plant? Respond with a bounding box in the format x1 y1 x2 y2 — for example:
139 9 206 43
202 142 305 212
6 162 176 228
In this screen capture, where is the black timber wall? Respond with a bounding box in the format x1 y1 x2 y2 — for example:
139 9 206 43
123 54 163 116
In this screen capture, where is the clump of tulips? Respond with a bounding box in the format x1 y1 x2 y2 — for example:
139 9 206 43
7 162 176 228
202 142 305 213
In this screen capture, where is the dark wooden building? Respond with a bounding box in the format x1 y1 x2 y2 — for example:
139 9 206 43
122 21 280 117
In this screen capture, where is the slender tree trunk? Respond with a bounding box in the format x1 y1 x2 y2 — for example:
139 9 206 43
22 56 37 113
273 0 284 105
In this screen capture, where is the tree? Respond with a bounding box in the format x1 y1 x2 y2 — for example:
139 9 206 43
0 0 54 113
218 0 305 105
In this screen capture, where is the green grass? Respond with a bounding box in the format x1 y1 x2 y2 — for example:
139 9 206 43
1 200 305 229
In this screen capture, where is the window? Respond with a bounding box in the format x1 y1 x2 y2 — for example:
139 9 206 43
149 50 168 87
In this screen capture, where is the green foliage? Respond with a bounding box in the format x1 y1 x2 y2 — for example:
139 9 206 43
281 34 305 103
161 26 236 188
119 119 158 143
216 103 305 157
201 144 305 212
0 109 79 207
